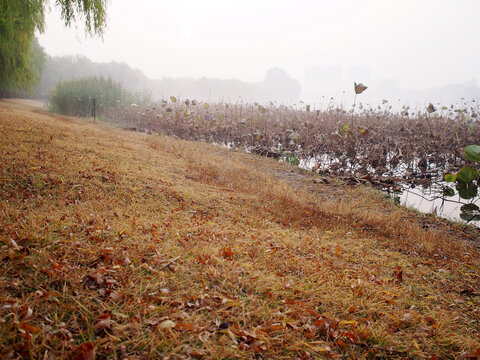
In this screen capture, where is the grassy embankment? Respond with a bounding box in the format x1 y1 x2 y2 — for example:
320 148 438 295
0 99 479 359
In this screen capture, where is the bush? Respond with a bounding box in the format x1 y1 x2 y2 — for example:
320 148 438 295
49 76 140 118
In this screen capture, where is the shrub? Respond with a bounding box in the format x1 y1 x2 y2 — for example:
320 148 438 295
49 76 139 118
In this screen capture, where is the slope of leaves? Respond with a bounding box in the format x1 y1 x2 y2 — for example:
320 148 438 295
1 99 479 359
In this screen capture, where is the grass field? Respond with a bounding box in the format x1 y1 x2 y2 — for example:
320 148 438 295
1 99 479 359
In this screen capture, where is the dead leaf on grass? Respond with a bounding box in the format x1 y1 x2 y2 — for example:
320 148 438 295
465 348 480 359
175 322 197 331
220 247 235 260
84 273 104 289
185 346 206 359
393 266 403 283
71 342 96 360
19 306 33 320
94 313 112 331
108 291 122 302
159 320 176 329
19 322 41 334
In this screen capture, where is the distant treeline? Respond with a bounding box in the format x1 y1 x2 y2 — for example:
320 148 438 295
35 55 149 99
35 55 301 103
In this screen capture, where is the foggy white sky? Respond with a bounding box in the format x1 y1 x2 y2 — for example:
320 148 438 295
38 0 480 100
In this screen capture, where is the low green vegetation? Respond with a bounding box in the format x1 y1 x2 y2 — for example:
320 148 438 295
49 77 148 119
281 151 300 166
445 144 480 221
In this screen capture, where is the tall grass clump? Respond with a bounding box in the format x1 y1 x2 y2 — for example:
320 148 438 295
49 76 148 119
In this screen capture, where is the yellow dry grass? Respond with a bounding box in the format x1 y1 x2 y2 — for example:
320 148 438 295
0 99 479 359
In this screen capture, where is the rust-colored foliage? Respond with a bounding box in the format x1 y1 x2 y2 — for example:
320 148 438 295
0 100 479 359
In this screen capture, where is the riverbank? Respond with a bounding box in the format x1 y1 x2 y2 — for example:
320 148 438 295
1 99 479 359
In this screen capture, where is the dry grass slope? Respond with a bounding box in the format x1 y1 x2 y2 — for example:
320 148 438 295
0 99 479 359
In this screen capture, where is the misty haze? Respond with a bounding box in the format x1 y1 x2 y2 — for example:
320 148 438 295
35 0 480 108
1 1 480 359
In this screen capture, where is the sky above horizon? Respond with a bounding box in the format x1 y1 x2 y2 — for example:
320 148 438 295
38 0 480 99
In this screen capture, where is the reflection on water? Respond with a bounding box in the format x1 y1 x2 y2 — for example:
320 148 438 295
202 141 480 226
399 185 480 226
296 154 480 226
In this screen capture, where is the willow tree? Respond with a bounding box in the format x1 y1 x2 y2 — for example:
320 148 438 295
0 0 108 94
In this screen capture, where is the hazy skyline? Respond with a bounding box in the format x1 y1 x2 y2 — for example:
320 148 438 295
38 0 480 103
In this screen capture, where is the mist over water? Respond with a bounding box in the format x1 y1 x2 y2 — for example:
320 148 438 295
37 0 480 107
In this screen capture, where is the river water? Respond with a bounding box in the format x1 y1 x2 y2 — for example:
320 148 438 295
399 186 480 226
